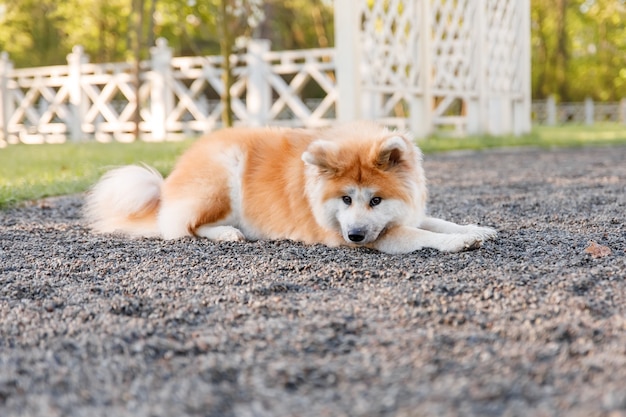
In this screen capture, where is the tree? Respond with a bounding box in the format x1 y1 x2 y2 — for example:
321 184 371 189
0 0 66 66
531 0 626 101
216 0 264 127
254 0 333 50
218 0 235 127
0 0 333 66
131 0 145 139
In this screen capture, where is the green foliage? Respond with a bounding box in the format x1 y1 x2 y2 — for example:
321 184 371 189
55 0 132 62
0 0 333 67
532 0 626 101
256 0 334 50
0 0 64 66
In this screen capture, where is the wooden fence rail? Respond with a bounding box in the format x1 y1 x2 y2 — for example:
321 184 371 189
0 39 337 147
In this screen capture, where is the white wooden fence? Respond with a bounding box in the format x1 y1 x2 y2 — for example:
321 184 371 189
336 0 532 137
0 39 337 146
1 0 537 147
532 97 626 125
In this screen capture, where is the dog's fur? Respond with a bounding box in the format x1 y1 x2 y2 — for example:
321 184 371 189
85 122 496 254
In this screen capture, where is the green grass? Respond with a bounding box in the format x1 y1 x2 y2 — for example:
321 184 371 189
418 123 626 153
1 123 625 208
0 140 193 208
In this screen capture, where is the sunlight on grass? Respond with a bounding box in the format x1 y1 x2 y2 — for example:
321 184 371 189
0 140 193 208
419 123 626 152
534 123 626 142
1 124 625 208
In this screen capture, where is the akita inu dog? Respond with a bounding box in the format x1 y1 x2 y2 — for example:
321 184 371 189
85 122 496 254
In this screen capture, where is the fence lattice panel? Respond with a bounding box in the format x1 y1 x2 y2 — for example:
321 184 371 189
3 65 72 143
355 0 530 134
0 41 337 145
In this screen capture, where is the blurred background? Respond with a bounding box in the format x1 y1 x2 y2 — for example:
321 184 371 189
0 0 624 102
0 0 625 208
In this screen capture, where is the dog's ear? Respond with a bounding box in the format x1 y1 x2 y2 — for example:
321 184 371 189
302 140 340 175
376 135 408 169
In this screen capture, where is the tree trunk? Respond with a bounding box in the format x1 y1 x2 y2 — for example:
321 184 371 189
219 0 234 127
311 0 329 48
132 0 144 140
148 0 157 51
555 0 569 101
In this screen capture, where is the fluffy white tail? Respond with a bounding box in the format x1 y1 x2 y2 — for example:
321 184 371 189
84 165 163 237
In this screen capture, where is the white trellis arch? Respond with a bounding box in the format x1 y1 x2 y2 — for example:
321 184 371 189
335 0 531 137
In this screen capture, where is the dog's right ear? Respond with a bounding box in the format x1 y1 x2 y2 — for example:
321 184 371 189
302 140 340 175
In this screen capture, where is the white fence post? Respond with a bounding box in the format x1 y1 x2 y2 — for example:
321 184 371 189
150 38 174 141
67 46 88 142
546 95 557 125
67 46 87 142
0 52 13 147
584 97 594 125
246 39 271 127
620 99 626 125
411 0 433 138
467 0 485 135
514 0 532 135
334 0 361 122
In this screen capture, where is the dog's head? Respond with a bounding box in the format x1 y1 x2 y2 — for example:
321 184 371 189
302 123 427 245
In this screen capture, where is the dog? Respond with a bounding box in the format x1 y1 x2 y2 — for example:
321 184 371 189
85 122 496 254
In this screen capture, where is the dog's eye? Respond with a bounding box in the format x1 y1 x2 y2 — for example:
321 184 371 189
369 197 382 207
342 196 352 205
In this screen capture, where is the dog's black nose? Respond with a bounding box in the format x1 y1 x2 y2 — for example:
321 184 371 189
348 230 366 242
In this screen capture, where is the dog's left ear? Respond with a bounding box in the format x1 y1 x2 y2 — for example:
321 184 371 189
376 135 408 169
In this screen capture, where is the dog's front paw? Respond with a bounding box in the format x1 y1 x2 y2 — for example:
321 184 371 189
463 225 498 242
442 229 496 252
436 233 482 252
457 225 497 252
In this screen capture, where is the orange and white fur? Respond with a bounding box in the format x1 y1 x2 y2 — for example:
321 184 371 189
85 122 496 254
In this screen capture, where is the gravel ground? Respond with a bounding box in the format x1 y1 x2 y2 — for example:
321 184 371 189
1 145 626 417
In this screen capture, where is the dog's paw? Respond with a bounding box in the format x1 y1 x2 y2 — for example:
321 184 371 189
195 225 246 242
463 225 498 241
458 226 497 251
215 228 246 242
441 230 496 252
435 233 481 252
463 237 482 251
